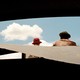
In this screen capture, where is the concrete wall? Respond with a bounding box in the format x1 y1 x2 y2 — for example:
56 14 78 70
0 44 80 64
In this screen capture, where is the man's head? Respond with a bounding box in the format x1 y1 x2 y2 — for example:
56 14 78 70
59 31 71 39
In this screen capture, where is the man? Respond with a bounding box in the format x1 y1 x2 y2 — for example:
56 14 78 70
53 31 76 46
32 38 42 46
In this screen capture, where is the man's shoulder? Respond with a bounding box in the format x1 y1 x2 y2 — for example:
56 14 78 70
53 40 62 46
69 40 76 46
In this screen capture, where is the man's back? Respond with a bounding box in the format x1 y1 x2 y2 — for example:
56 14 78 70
53 39 76 46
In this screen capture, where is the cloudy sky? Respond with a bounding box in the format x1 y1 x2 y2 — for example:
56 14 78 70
0 17 80 46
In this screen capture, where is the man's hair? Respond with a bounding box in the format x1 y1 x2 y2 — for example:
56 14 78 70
59 31 71 39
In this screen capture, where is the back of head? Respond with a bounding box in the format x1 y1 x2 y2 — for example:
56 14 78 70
59 31 71 39
32 38 42 45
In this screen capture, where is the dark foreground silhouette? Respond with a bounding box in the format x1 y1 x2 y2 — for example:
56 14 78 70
0 57 80 65
0 58 80 74
0 48 17 55
0 48 80 72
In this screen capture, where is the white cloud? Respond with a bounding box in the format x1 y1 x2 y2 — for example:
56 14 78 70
40 40 53 46
25 40 53 46
0 23 43 41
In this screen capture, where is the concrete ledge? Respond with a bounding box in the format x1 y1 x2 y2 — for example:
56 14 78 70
0 44 80 64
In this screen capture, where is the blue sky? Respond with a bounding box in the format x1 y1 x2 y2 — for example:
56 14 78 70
0 17 80 46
